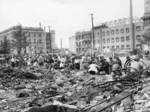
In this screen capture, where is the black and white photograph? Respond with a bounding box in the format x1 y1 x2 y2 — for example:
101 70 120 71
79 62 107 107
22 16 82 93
0 0 150 111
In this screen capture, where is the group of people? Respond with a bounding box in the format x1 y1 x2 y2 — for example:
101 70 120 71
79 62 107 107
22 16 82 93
0 53 144 80
88 55 144 79
87 56 122 75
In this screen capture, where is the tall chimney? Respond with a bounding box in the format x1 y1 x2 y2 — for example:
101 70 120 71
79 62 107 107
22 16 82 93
61 38 62 50
130 0 135 52
39 22 41 28
44 26 46 32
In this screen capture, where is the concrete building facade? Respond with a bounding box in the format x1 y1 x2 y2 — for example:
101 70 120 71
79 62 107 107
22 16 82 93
69 36 76 53
101 21 143 53
70 0 149 55
142 0 150 29
75 31 91 53
74 17 143 54
0 26 56 55
141 0 150 51
45 30 56 53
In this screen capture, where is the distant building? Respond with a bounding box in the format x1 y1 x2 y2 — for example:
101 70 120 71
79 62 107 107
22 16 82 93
69 0 149 54
69 36 76 53
93 24 108 51
101 19 143 53
0 25 56 55
75 31 91 53
142 0 150 51
74 17 143 54
142 0 150 29
45 30 56 53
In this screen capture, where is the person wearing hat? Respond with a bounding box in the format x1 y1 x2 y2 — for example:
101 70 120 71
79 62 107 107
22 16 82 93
111 58 122 80
108 57 114 74
88 61 100 75
74 57 80 70
130 55 143 73
114 56 122 68
124 56 131 68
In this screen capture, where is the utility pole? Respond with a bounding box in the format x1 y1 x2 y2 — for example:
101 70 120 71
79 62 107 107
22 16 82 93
130 0 135 53
39 22 41 28
61 38 62 55
48 26 51 53
61 38 62 49
90 13 95 57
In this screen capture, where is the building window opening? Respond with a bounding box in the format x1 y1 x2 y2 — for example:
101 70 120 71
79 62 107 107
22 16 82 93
111 30 114 35
126 28 129 33
126 45 130 49
76 42 78 46
121 45 124 49
103 39 106 43
126 36 130 41
107 38 110 43
28 33 31 37
107 31 110 35
76 36 78 40
79 42 81 46
121 29 124 33
121 37 124 42
111 38 114 43
136 26 141 31
102 32 105 36
76 48 78 52
39 39 42 43
116 45 119 49
116 29 119 34
136 35 141 41
116 37 119 42
39 33 42 37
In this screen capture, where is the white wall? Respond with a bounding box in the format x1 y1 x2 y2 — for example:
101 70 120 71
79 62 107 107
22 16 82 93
69 36 76 53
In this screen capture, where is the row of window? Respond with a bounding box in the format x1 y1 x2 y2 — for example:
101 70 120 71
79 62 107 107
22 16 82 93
136 35 141 40
76 48 87 52
103 45 130 49
76 36 91 40
76 44 131 52
46 46 51 49
76 33 91 40
103 36 130 43
29 46 43 50
102 26 141 36
76 35 141 46
77 44 141 52
27 33 42 37
103 28 129 36
75 26 142 40
76 41 91 46
76 47 102 52
28 39 42 43
76 35 82 40
103 35 141 43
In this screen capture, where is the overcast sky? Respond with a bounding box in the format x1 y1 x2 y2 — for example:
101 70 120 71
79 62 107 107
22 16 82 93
0 0 145 48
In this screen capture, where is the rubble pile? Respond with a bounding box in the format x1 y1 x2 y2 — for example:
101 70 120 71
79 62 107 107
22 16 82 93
0 67 150 112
